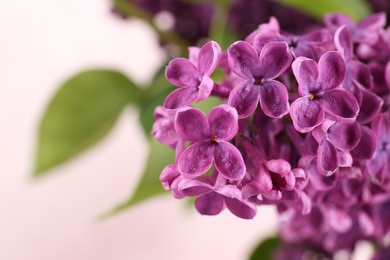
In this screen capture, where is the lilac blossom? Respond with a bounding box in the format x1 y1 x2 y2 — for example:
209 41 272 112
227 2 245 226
174 105 245 180
290 51 359 133
164 41 221 109
227 41 292 118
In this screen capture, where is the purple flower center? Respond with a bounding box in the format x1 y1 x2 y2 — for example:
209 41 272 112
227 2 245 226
381 142 389 151
254 78 262 85
271 173 287 190
211 135 218 141
309 93 315 100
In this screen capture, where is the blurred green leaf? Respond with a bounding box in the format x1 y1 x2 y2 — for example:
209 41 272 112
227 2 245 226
100 137 175 218
138 65 174 135
193 95 224 114
250 237 281 260
274 0 371 21
139 87 174 135
34 69 140 176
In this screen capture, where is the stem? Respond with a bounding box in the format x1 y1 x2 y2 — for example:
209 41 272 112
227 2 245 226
112 0 189 55
209 0 232 49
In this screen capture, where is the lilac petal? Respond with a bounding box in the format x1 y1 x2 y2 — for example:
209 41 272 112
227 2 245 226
178 141 214 177
218 185 257 219
259 42 292 80
318 51 346 91
152 109 179 149
175 107 209 141
296 191 312 215
357 88 383 124
196 76 214 102
225 197 257 219
195 192 225 216
292 57 320 95
358 12 386 31
309 162 337 190
228 41 258 79
242 166 272 200
328 121 361 151
262 190 282 201
252 33 280 53
324 13 354 31
188 46 200 64
197 41 222 76
164 87 198 109
301 28 332 43
170 176 186 199
318 139 338 175
358 211 375 236
214 142 246 180
165 58 199 87
335 26 353 62
327 208 353 233
178 179 212 196
265 159 291 175
208 105 238 141
356 12 386 44
228 81 260 118
259 80 289 118
319 89 359 120
350 126 377 160
160 164 180 190
350 61 373 89
290 97 324 133
338 151 353 167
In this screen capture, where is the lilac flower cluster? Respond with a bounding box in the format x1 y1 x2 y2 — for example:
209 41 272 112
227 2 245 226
153 13 390 256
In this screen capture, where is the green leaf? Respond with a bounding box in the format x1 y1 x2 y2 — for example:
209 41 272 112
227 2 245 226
193 95 224 114
274 0 371 21
138 65 174 135
250 237 281 260
34 69 140 176
139 87 175 135
100 137 175 218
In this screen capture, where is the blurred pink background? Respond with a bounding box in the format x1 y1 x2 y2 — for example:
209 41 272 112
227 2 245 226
0 1 279 259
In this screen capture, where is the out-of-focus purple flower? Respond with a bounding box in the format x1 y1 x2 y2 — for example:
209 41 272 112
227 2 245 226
290 51 359 133
368 112 390 186
251 17 332 61
335 26 383 124
227 41 292 118
325 12 386 44
174 105 245 180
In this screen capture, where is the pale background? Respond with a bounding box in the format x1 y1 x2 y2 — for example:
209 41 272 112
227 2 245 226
0 1 278 259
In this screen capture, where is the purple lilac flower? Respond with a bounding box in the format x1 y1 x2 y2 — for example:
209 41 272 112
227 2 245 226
174 105 245 180
290 51 359 133
312 120 362 174
164 41 221 109
227 41 292 118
